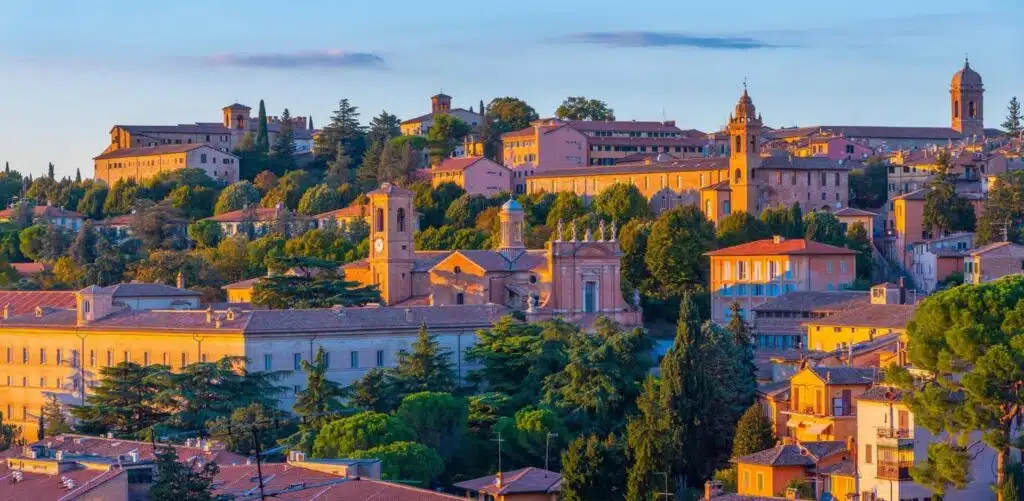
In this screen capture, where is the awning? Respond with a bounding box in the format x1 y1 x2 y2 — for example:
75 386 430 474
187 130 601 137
786 420 805 428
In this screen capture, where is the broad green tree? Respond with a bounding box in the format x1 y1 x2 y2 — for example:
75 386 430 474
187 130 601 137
42 394 72 437
717 211 772 248
592 183 650 224
555 97 615 121
545 191 586 228
803 210 846 247
977 171 1024 245
848 160 889 209
731 405 775 457
349 441 444 486
466 316 573 406
187 220 223 249
644 205 716 297
367 110 402 145
846 222 873 281
312 411 413 458
269 108 297 173
297 183 344 215
396 391 468 464
922 151 976 236
214 181 261 215
77 186 108 219
206 402 293 455
427 114 472 165
164 356 284 433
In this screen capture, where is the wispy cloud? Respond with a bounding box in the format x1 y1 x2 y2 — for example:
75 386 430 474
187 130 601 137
559 31 782 50
204 49 386 69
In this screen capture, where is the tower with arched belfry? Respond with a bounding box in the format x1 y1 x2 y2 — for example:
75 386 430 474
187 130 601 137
727 88 764 215
950 58 984 138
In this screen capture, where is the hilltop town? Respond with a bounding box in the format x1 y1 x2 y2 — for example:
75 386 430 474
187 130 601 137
0 59 1022 501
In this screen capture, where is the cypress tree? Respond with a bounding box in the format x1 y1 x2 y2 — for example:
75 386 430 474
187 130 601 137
4 162 8 173
75 168 81 183
479 99 486 116
309 115 314 130
660 292 714 493
788 202 804 238
626 377 667 501
255 100 270 153
731 405 776 457
47 162 55 179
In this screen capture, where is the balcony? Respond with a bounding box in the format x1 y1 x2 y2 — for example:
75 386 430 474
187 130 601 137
875 460 913 481
876 427 914 446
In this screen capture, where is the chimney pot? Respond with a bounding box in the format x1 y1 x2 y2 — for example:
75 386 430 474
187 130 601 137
773 235 785 244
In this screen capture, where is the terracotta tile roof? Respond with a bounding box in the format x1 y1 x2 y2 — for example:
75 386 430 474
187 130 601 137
701 180 731 191
0 205 84 220
705 239 856 257
242 304 509 334
97 213 187 226
11 262 51 276
0 290 77 316
804 304 915 329
367 183 414 196
834 207 877 217
757 378 792 399
760 155 850 171
857 385 910 403
532 157 729 178
809 366 878 385
248 477 465 500
106 283 200 298
733 441 847 466
712 495 790 501
450 249 547 273
820 459 857 476
316 204 369 220
587 135 707 147
0 460 124 501
618 152 684 163
204 207 311 223
432 156 487 173
753 291 868 313
92 143 218 160
27 434 248 466
455 467 562 495
501 124 567 140
969 241 1023 256
0 307 250 331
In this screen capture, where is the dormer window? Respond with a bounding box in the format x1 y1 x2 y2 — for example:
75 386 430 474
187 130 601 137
83 301 90 314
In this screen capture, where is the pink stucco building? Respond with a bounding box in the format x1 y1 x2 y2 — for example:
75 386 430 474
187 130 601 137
431 156 512 196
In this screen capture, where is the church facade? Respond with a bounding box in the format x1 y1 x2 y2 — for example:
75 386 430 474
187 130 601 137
342 183 640 327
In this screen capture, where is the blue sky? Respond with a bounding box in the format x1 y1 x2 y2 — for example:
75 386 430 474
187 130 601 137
0 0 1021 178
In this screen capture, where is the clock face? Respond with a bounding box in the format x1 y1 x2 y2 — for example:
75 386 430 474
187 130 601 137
374 238 385 253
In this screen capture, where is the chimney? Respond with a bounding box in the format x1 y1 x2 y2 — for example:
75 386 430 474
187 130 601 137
206 306 214 323
405 308 413 323
215 315 223 328
826 371 832 383
495 471 503 488
704 480 723 501
897 277 906 304
176 271 185 290
773 235 785 244
2 304 9 319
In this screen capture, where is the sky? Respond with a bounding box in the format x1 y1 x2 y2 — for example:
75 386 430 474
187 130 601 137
0 0 1021 179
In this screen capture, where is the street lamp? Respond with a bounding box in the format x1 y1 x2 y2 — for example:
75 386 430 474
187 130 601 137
544 432 559 471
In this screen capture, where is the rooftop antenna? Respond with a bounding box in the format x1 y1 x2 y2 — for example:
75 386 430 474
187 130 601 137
743 76 748 92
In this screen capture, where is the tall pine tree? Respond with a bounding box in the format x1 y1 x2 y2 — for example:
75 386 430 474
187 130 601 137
270 108 297 173
391 323 457 394
74 168 81 183
294 347 347 429
1001 96 1022 137
626 377 667 501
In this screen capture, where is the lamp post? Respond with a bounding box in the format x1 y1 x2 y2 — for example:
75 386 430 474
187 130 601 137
544 432 558 471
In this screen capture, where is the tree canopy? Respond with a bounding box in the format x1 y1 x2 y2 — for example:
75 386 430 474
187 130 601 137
555 97 616 121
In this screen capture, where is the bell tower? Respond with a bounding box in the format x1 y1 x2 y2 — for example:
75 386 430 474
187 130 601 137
222 103 252 130
727 87 764 216
497 198 526 260
950 58 984 138
368 183 415 305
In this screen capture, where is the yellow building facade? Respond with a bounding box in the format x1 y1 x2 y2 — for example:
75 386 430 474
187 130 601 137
804 283 915 352
93 144 239 186
785 366 875 443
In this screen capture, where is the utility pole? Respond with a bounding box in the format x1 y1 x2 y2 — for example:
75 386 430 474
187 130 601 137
654 472 673 499
251 425 267 501
544 432 558 471
492 432 505 476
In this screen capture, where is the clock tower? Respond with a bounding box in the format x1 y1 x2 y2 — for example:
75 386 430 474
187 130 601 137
727 87 764 216
368 183 415 305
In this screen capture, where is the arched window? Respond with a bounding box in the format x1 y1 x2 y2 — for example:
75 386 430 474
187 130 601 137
953 101 960 118
734 169 742 184
453 266 462 274
455 293 465 305
969 101 977 118
734 135 742 153
375 208 384 232
396 208 406 232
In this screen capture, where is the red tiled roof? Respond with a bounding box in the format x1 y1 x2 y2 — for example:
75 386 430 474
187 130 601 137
27 434 248 465
0 290 77 316
705 239 857 257
531 157 729 178
432 156 486 173
588 135 707 147
501 123 569 140
834 207 877 217
92 143 218 160
316 204 369 220
204 207 311 223
222 277 262 290
0 205 84 220
969 241 1023 256
0 460 124 501
11 262 51 276
455 467 562 495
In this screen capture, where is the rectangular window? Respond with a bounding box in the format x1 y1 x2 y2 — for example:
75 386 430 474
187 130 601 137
743 471 750 489
753 262 762 281
293 353 302 370
376 350 385 367
865 444 873 463
723 262 732 280
5 347 9 363
143 352 150 366
737 261 747 280
56 349 62 366
90 350 96 367
350 351 359 368
123 351 129 363
756 473 764 491
264 354 272 370
737 284 748 296
40 349 46 365
840 261 847 273
106 350 113 366
827 261 834 273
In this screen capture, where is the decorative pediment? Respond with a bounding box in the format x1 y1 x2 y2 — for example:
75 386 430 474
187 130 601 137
574 244 614 258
